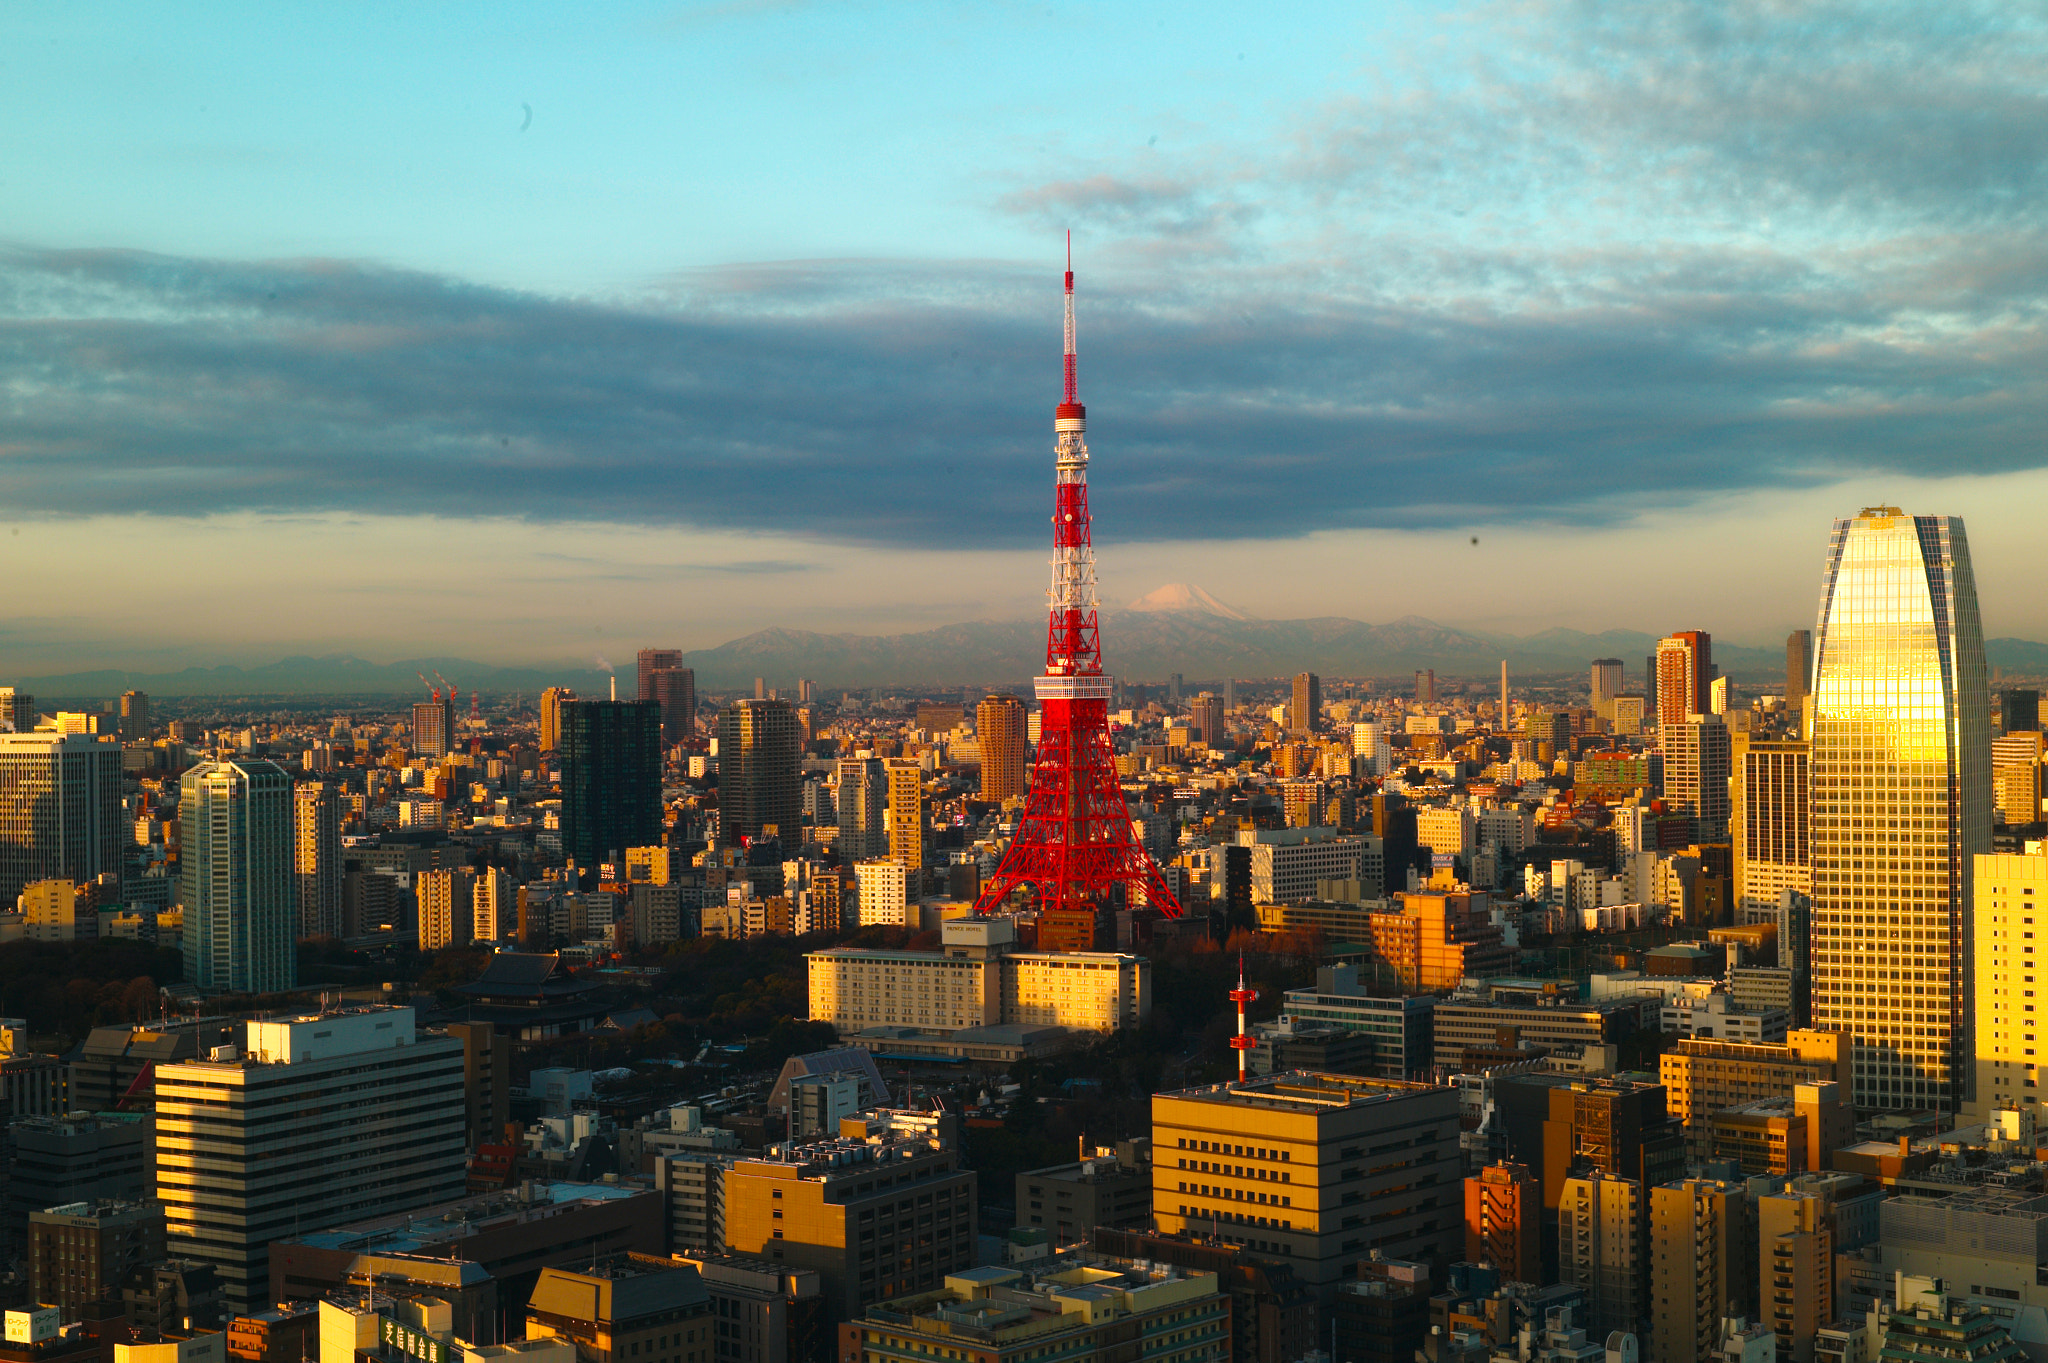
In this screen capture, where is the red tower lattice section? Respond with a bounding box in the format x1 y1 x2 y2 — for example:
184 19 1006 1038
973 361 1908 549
973 240 1184 932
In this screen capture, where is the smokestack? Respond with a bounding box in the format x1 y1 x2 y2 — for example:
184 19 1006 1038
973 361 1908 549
610 675 616 702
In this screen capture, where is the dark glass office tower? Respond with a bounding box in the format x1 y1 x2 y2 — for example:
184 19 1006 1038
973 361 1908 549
560 700 663 871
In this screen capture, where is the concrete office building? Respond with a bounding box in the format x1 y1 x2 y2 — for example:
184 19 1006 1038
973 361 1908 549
0 731 122 910
1658 1030 1851 1155
181 760 295 995
722 1133 977 1322
1152 1072 1463 1301
1240 827 1378 905
807 918 1148 1036
1277 966 1434 1080
28 1199 167 1317
562 699 664 871
271 1180 662 1318
1015 1143 1152 1246
1429 999 1640 1073
155 1006 465 1312
292 783 343 941
526 1255 713 1363
1875 1188 2048 1328
1807 508 1990 1115
669 1254 823 1363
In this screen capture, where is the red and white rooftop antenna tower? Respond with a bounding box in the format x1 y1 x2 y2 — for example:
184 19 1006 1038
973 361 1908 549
1228 956 1259 1082
973 236 1185 934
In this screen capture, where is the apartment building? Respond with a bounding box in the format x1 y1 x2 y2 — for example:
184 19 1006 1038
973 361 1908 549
1657 1030 1850 1154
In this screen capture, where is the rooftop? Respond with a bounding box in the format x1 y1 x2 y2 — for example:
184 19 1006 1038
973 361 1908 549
1160 1070 1445 1112
286 1181 647 1252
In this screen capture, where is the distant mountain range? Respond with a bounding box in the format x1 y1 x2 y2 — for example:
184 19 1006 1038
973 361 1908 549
18 585 2048 697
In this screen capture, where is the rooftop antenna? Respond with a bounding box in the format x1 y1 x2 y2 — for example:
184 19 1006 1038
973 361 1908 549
1228 954 1258 1083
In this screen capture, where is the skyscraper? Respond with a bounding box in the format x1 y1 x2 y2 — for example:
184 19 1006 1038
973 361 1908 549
715 699 801 846
416 867 478 951
1188 693 1223 748
652 667 697 746
636 648 683 703
1655 631 1713 729
1731 736 1810 918
1589 659 1623 707
1808 507 1989 1115
885 758 923 872
0 732 122 911
1291 672 1321 734
118 691 150 741
1662 714 1732 843
1999 688 2040 736
1414 669 1435 705
181 759 296 995
1786 630 1813 707
560 700 663 871
977 694 1029 805
836 756 886 861
292 781 342 940
412 695 454 759
538 686 575 754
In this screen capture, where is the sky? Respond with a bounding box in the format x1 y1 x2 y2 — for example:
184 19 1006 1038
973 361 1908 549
4 0 2046 671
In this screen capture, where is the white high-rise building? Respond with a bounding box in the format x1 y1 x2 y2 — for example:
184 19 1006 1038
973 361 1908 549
181 760 296 994
155 1006 464 1312
1808 508 1989 1115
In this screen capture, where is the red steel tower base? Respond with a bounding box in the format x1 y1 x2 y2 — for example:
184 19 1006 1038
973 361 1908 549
973 240 1184 935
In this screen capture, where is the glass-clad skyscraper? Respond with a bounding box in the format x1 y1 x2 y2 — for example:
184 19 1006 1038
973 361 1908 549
1809 508 1989 1114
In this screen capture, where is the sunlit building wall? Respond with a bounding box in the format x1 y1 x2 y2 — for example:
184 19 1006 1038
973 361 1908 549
1807 507 1989 1115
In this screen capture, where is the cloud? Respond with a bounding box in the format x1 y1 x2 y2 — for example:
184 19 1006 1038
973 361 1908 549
3 1 2044 550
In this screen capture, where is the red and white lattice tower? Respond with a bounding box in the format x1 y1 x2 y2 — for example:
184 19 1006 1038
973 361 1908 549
1228 956 1258 1081
972 238 1184 928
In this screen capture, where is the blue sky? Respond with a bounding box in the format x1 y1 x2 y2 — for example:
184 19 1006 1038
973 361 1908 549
5 0 2046 669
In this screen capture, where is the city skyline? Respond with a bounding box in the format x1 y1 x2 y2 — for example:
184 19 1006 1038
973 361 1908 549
6 1 2045 666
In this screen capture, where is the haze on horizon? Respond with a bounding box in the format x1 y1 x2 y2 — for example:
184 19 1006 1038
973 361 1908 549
6 1 2046 674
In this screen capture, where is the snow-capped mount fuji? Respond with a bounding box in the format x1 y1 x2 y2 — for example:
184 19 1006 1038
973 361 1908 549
1125 583 1254 621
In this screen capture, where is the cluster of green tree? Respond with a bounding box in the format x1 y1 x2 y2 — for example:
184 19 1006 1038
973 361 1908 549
0 939 186 1045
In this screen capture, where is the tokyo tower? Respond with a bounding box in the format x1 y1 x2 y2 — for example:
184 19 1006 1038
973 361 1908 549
972 239 1184 942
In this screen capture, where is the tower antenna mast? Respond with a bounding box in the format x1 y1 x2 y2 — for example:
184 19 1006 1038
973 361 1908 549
972 237 1184 932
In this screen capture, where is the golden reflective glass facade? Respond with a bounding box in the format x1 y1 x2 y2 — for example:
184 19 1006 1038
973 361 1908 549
1808 508 1989 1114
